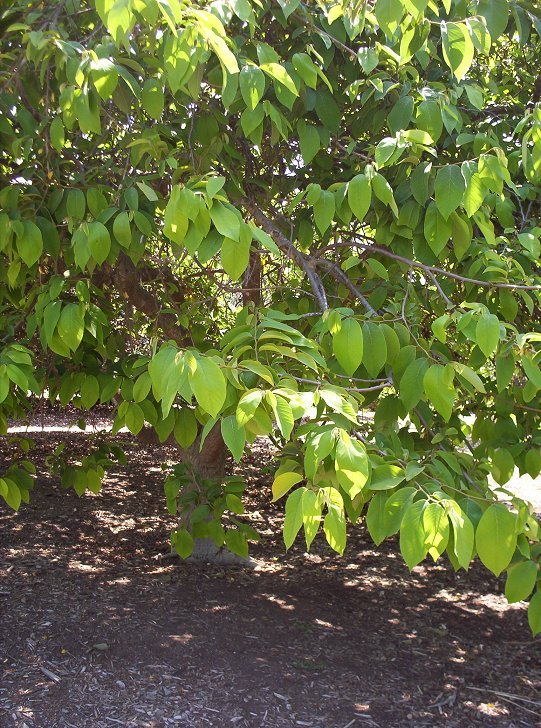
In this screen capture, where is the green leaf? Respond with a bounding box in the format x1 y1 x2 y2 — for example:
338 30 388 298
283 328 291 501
225 529 249 558
423 364 455 421
333 317 363 376
361 322 387 377
125 402 144 435
477 0 509 40
50 117 65 151
496 353 515 392
298 121 320 166
173 409 198 449
400 499 428 570
16 221 43 267
475 504 517 577
399 358 428 412
142 78 164 119
292 52 318 89
1 478 21 510
505 561 538 603
528 591 541 636
240 65 265 110
369 464 405 491
383 487 416 537
313 190 335 234
236 389 264 426
476 312 500 357
434 166 465 220
442 22 475 81
91 58 119 100
366 492 389 546
164 187 189 245
424 202 452 255
322 487 346 555
347 174 371 222
284 486 306 548
226 494 244 514
88 221 111 264
210 201 241 240
416 101 443 143
80 375 100 409
371 173 398 216
451 212 472 260
57 304 85 351
448 504 475 570
525 449 541 479
131 372 151 403
188 356 226 418
221 415 246 462
374 0 404 38
335 432 370 498
221 232 251 280
173 528 194 559
302 489 323 550
388 95 414 133
422 503 449 560
269 392 294 439
491 448 515 485
113 211 132 248
272 471 303 502
452 362 486 393
260 63 299 96
0 371 9 403
67 189 86 220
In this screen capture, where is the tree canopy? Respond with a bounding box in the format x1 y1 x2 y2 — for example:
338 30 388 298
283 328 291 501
2 0 541 632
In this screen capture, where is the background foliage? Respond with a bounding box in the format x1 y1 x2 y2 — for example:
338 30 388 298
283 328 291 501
2 0 541 632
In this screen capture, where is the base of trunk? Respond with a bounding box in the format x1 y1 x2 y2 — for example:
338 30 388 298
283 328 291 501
181 537 259 568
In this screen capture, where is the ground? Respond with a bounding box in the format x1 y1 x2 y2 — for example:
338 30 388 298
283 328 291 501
1 417 541 728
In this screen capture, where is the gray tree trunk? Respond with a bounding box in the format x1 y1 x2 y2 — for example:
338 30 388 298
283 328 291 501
140 423 256 566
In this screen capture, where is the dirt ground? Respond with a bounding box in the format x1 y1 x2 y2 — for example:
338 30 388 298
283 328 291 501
1 421 541 728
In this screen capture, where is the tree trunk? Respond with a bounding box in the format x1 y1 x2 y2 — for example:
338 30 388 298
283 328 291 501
181 423 228 562
140 423 255 565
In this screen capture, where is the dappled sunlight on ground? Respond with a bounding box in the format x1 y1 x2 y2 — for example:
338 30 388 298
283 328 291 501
1 424 541 727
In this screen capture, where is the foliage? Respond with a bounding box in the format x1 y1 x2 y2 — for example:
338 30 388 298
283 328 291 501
2 0 541 632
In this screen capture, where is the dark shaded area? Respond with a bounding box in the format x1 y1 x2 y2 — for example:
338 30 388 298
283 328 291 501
1 429 540 727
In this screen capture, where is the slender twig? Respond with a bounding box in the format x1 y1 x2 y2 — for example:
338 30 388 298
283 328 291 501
352 239 541 291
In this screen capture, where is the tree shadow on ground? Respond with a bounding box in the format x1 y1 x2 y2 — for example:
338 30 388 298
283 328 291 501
1 433 540 727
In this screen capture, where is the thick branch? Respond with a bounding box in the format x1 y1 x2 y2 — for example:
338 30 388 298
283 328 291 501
240 199 329 312
315 259 378 316
110 253 191 346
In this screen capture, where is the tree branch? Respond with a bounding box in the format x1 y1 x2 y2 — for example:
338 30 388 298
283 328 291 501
240 199 329 312
353 239 541 291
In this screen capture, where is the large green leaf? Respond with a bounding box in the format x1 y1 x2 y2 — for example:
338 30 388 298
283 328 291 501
475 504 517 577
361 322 387 377
434 166 465 220
16 221 43 267
442 22 475 81
284 487 306 548
400 500 428 570
188 356 227 418
333 317 363 376
423 364 455 421
476 313 500 357
57 304 85 351
221 415 246 462
347 174 371 222
505 560 538 603
334 432 370 498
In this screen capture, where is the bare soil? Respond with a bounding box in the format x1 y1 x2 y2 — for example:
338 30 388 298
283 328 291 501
1 422 541 728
